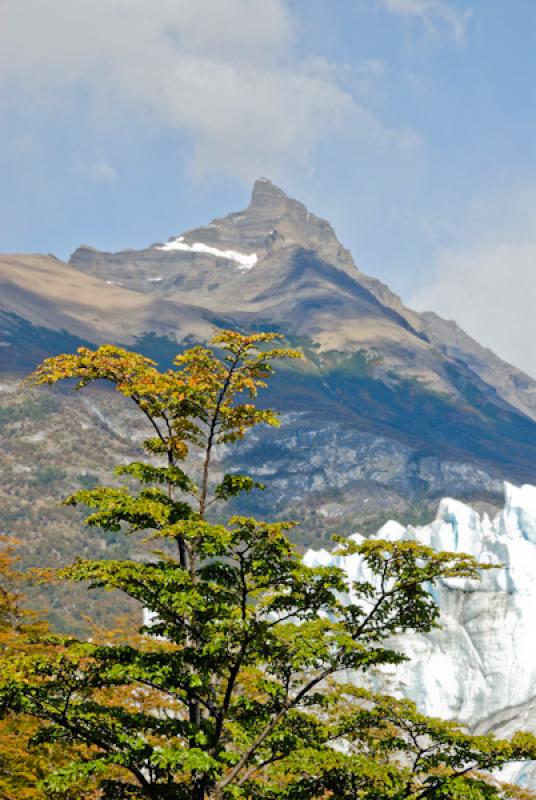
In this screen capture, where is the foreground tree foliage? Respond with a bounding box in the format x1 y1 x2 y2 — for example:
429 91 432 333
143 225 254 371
0 538 104 799
1 330 535 799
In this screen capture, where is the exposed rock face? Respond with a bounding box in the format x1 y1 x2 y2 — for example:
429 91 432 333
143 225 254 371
70 178 357 292
62 179 536 427
304 482 536 788
1 178 536 533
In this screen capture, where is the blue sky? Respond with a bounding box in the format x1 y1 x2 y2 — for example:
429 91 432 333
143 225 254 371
0 1 535 376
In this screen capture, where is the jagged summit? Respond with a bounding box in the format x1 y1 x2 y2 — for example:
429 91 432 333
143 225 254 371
250 177 291 207
248 177 311 219
240 177 355 272
69 178 358 290
172 176 357 276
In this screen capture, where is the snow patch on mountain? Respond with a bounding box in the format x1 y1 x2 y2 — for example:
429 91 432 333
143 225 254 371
155 236 258 269
305 482 536 741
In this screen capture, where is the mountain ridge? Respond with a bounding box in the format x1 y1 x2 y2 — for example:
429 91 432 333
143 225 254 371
1 177 535 547
63 178 536 422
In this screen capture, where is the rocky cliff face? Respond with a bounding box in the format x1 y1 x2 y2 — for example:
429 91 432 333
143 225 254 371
1 178 536 541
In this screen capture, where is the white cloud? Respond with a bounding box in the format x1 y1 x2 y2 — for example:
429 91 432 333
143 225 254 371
410 237 536 379
378 0 472 44
0 0 417 182
303 56 386 98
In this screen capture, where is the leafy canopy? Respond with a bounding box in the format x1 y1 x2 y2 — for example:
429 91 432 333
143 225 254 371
0 537 105 799
1 329 535 800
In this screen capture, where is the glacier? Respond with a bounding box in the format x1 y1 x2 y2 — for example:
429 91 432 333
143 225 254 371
304 482 536 787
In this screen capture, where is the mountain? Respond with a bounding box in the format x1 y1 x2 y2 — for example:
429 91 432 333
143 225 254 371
1 178 536 625
305 481 536 789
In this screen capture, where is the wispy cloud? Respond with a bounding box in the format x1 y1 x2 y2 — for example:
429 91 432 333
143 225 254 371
0 0 418 183
378 0 472 44
410 188 536 378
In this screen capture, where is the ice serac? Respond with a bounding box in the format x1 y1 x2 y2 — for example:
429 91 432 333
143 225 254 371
304 482 536 787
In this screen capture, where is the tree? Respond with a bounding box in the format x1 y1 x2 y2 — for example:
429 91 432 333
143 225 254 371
0 329 535 799
0 537 104 799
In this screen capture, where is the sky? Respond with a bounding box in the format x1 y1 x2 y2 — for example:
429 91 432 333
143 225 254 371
0 0 535 377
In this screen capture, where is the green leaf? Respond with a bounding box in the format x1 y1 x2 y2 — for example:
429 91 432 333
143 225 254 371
214 473 265 500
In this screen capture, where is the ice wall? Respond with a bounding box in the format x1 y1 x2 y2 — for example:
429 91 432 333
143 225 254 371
304 483 536 729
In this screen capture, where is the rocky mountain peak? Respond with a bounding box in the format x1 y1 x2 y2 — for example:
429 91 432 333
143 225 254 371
249 177 309 218
68 179 358 287
229 177 357 276
247 177 333 237
250 177 292 207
